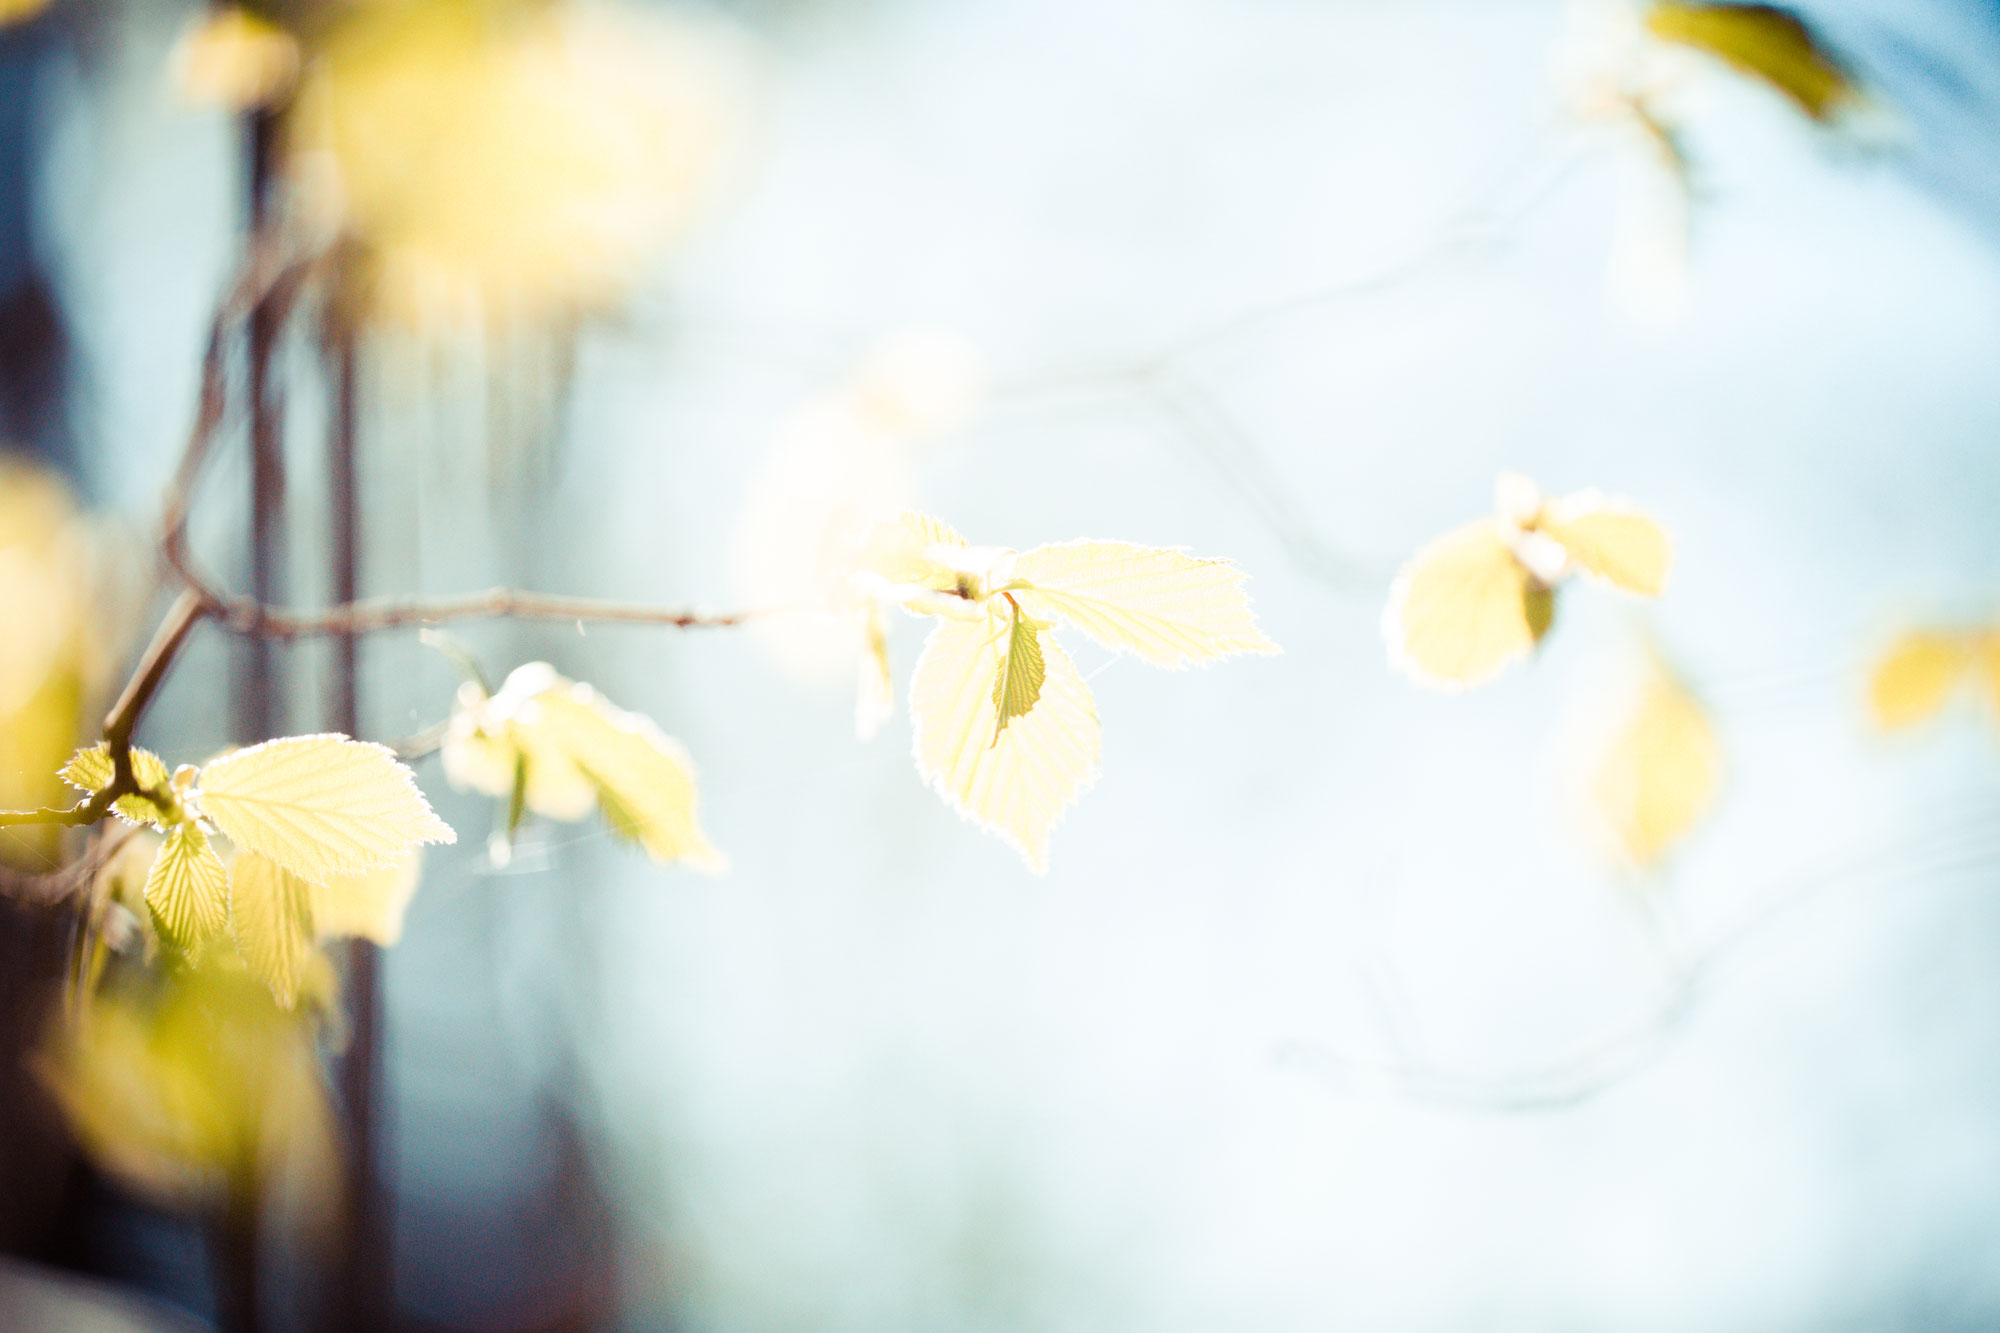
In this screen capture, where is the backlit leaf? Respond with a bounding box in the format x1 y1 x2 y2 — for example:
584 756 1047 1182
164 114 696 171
309 852 423 947
1383 521 1545 691
1011 540 1278 668
1869 630 1967 730
528 686 727 872
1592 667 1723 867
1646 2 1860 122
228 852 315 1009
145 821 230 950
910 610 1100 873
61 741 175 826
197 734 455 884
1539 493 1673 596
991 602 1047 741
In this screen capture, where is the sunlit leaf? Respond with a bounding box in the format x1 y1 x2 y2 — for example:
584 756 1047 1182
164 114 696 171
910 610 1100 873
1646 2 1861 122
309 851 423 947
197 734 455 884
229 852 315 1009
145 820 230 950
1867 630 1968 730
528 686 727 872
173 5 299 111
1383 520 1546 691
1009 540 1278 668
1592 665 1723 866
992 602 1047 741
61 741 176 826
1539 493 1674 595
444 664 723 871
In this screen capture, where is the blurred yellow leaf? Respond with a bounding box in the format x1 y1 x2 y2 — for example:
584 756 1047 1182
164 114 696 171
41 967 336 1208
289 0 749 323
910 610 1100 873
173 6 300 111
145 821 230 951
1646 2 1861 121
1868 630 1968 730
856 602 895 742
61 741 176 827
444 664 724 871
0 0 48 29
1010 540 1280 668
1385 475 1670 691
197 734 455 884
1591 665 1723 867
1538 493 1674 596
309 851 423 947
1384 521 1547 691
228 852 316 1009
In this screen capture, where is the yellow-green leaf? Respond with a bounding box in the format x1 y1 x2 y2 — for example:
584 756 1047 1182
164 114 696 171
1383 520 1545 691
910 609 1100 872
527 685 727 872
309 852 423 947
229 852 315 1009
196 734 455 884
145 821 230 949
1592 668 1723 867
1868 630 1966 730
991 601 1046 741
61 741 175 827
1646 2 1861 122
1010 540 1279 668
1537 493 1673 596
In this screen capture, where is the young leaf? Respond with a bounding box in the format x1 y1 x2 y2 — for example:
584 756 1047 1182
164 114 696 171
196 734 455 884
1010 540 1279 668
910 609 1100 873
145 821 230 950
1645 2 1860 122
527 687 728 872
1383 521 1544 691
1539 494 1673 596
229 852 316 1009
1868 630 1967 730
309 853 423 947
991 601 1047 742
1592 668 1722 867
61 742 175 827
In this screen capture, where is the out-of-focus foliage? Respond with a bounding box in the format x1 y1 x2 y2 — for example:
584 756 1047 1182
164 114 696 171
1586 659 1723 867
173 6 301 112
39 964 336 1211
287 0 753 325
857 512 1277 871
1867 626 2000 732
1645 2 1861 122
62 735 453 1005
1384 473 1671 691
0 0 48 30
0 462 120 867
734 330 988 712
443 661 725 872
